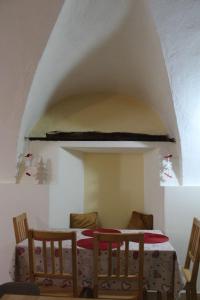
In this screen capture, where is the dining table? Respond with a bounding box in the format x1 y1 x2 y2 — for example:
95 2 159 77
9 229 183 299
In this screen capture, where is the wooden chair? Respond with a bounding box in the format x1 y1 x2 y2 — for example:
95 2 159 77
93 232 144 299
69 212 98 229
182 217 200 300
28 229 78 297
13 212 29 243
127 211 153 230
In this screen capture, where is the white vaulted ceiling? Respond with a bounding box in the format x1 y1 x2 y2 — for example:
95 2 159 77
17 0 200 185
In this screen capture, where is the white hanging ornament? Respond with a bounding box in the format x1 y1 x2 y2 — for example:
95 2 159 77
24 153 33 176
162 154 173 179
34 158 48 184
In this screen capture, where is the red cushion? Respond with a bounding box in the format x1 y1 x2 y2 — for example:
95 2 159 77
143 233 169 243
82 228 121 237
77 238 121 250
78 232 169 250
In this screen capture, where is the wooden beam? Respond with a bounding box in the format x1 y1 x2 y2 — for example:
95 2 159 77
26 131 176 143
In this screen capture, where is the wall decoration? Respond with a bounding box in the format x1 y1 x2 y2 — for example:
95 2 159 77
160 154 173 182
24 153 33 176
34 158 48 184
15 149 49 184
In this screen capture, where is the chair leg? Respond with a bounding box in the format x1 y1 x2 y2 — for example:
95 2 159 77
185 283 191 300
93 285 98 299
143 289 147 300
157 291 162 300
166 291 174 300
191 286 197 300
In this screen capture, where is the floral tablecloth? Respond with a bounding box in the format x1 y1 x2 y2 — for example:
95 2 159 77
9 229 183 298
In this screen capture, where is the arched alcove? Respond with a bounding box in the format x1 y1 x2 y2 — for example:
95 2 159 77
18 0 180 182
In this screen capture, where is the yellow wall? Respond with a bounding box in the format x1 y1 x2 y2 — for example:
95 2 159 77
31 94 166 136
84 153 144 228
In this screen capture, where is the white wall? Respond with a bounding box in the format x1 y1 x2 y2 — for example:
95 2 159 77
144 149 164 231
0 4 63 283
0 0 63 181
0 184 49 283
49 148 84 228
164 187 200 290
22 141 85 228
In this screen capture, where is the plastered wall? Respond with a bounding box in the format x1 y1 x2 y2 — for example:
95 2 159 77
49 148 84 228
84 152 144 228
144 149 164 230
0 0 64 181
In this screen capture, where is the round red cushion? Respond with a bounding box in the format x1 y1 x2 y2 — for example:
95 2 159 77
78 232 169 249
143 233 169 243
82 228 121 237
77 238 121 250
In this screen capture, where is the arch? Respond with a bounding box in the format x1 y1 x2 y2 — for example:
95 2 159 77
18 0 181 181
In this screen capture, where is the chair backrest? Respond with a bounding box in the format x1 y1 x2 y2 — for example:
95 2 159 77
93 233 144 299
184 217 200 284
69 212 98 229
127 211 153 230
13 212 29 243
28 229 78 297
